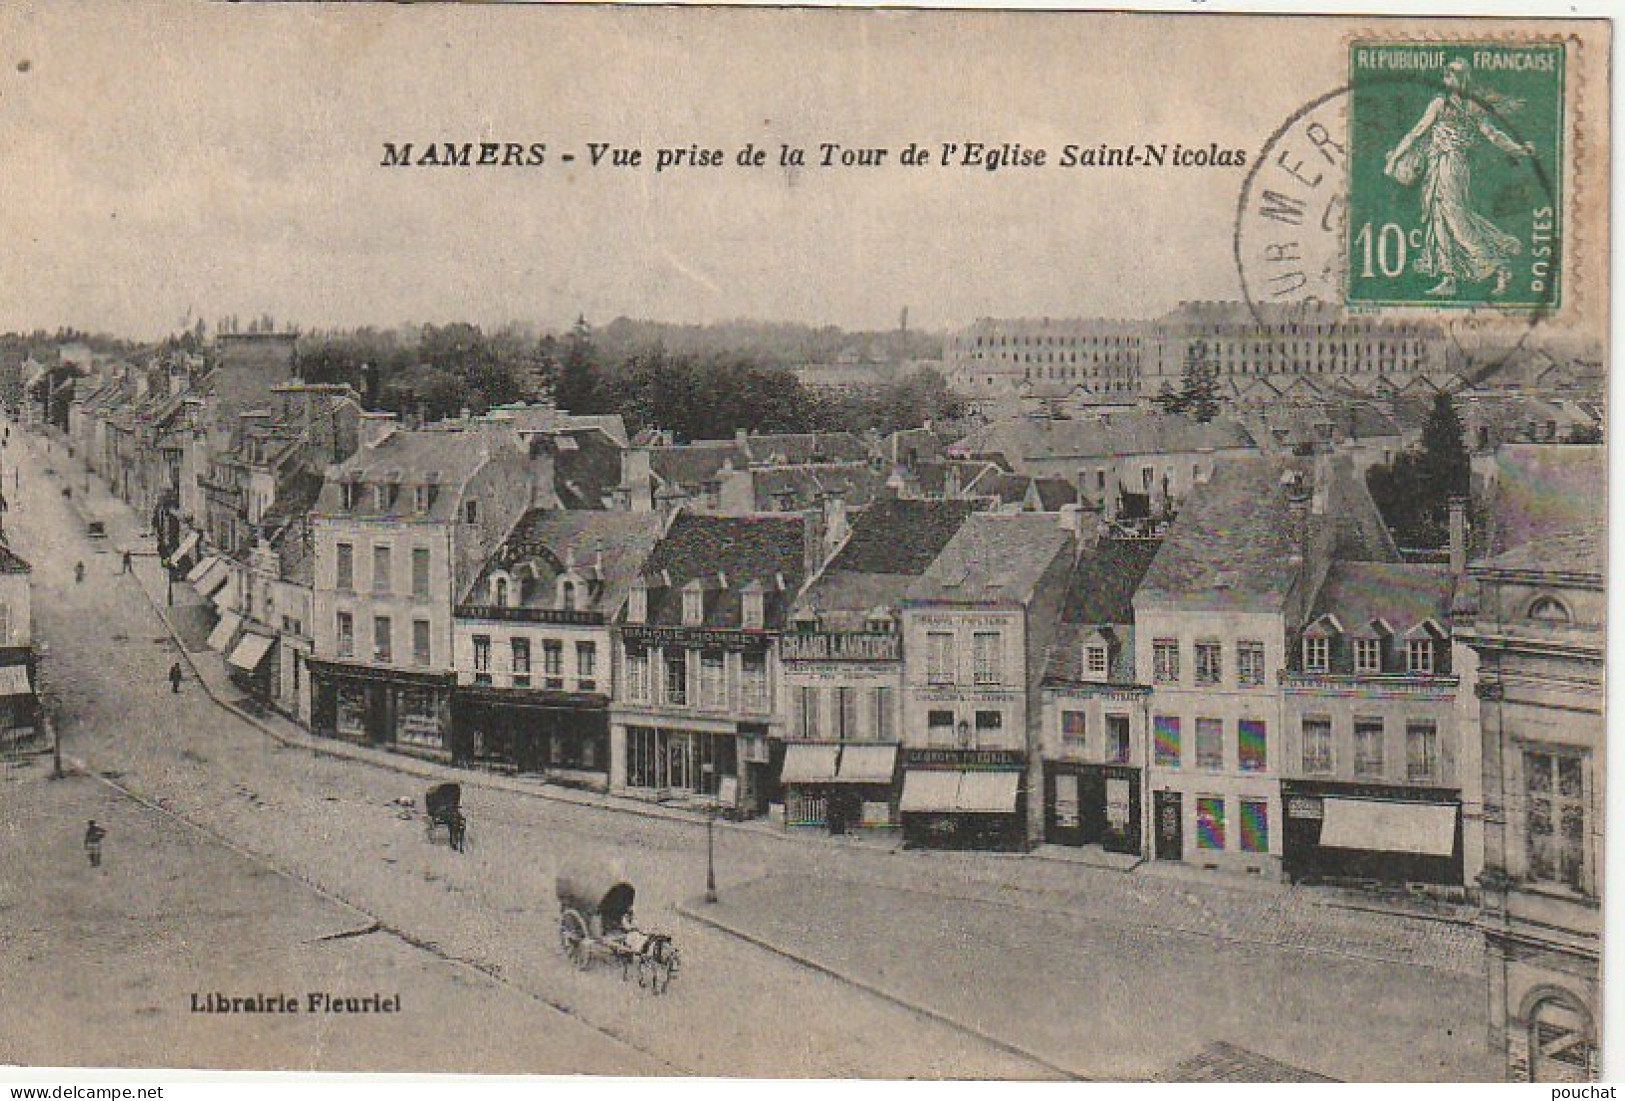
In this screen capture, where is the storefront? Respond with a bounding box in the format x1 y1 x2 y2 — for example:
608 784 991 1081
1281 780 1463 887
225 629 277 702
0 658 38 749
309 658 455 755
1043 762 1141 854
623 723 740 803
898 748 1027 850
782 742 900 832
452 685 610 782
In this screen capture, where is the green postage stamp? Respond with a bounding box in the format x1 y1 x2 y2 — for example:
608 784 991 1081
1347 41 1564 310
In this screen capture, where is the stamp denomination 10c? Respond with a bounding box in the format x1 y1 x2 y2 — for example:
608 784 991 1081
1347 41 1564 311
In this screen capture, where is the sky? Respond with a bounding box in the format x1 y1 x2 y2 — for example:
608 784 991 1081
0 4 1606 341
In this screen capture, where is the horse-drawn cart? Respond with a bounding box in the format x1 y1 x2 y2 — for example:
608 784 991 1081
424 782 467 851
555 866 680 994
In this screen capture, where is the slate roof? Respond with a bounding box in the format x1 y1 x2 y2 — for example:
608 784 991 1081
1062 537 1164 626
905 513 1072 605
953 411 1255 465
1474 520 1604 579
744 431 869 465
464 509 667 612
751 464 885 511
314 425 494 520
824 499 982 577
546 428 624 510
1137 457 1311 610
635 513 808 630
1310 561 1456 639
650 441 746 491
1474 444 1605 559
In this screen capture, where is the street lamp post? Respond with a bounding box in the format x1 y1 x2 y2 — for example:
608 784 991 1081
705 810 718 904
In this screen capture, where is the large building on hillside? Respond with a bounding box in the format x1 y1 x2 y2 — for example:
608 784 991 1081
946 302 1450 403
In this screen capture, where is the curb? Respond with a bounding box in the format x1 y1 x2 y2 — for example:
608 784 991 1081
677 900 1087 1082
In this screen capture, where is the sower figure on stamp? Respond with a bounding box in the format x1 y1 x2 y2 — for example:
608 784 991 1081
1384 58 1535 298
83 820 106 868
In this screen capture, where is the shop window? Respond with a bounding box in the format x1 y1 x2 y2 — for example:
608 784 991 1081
1153 639 1180 684
1153 715 1181 767
398 690 441 749
1301 716 1333 774
1237 640 1265 686
1195 640 1222 686
1239 799 1269 853
1354 717 1384 778
1405 721 1438 782
1196 796 1226 850
1195 717 1223 771
1105 715 1130 764
1053 772 1080 830
1238 719 1267 772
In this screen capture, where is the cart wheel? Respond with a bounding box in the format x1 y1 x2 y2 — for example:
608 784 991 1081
559 909 590 970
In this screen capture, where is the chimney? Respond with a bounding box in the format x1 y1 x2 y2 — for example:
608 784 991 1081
359 410 398 451
822 492 850 557
620 447 654 512
1448 497 1468 576
1311 451 1331 516
803 508 827 579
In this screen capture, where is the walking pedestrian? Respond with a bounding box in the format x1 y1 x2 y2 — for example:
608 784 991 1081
120 549 132 574
74 561 84 585
83 820 106 868
169 661 183 694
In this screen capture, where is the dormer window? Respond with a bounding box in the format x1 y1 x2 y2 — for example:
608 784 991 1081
627 583 648 624
465 499 478 524
559 577 579 612
742 589 765 630
342 483 359 510
1303 637 1329 673
1354 637 1382 675
491 575 509 607
373 484 387 510
1085 644 1109 679
414 485 432 513
1407 639 1434 675
682 584 704 627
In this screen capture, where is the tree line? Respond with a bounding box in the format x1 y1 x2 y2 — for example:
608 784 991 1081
295 318 964 440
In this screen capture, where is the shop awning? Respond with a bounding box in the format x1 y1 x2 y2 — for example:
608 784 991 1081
901 769 1021 814
195 559 230 598
171 531 200 565
207 611 243 653
0 664 32 697
186 554 218 585
956 771 1021 814
781 743 841 784
1318 798 1458 857
226 631 276 673
899 770 962 812
837 745 898 784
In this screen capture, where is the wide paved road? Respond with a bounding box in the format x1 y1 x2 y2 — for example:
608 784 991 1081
0 424 1495 1080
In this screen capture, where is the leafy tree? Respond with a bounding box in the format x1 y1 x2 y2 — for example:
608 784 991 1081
1366 393 1471 547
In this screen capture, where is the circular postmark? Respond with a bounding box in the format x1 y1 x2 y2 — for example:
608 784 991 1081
1235 51 1564 382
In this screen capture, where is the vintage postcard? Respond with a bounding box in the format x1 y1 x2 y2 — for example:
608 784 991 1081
0 3 1609 1086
